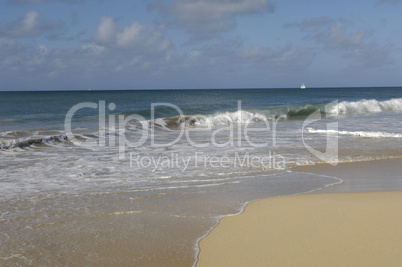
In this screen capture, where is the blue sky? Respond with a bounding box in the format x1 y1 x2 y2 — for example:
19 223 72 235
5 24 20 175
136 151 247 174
0 0 401 90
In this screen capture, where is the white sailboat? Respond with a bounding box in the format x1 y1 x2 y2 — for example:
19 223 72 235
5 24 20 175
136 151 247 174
300 83 306 89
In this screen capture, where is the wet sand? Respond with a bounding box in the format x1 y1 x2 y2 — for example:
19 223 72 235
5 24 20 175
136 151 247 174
0 171 338 266
293 158 402 193
197 159 402 266
2 159 401 266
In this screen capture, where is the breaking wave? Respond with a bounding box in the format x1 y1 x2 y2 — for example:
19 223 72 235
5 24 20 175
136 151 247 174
156 98 402 129
160 110 269 129
306 128 402 138
0 135 69 150
328 98 402 115
4 98 401 143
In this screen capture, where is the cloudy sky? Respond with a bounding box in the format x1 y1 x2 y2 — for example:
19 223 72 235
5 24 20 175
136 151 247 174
0 0 401 90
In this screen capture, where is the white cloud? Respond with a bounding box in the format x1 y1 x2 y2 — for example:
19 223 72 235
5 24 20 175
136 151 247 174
347 44 395 68
116 22 145 47
0 29 315 90
1 9 396 90
172 0 273 20
81 44 105 55
0 16 179 89
93 17 173 52
94 17 118 43
288 17 374 49
286 16 395 70
0 10 64 38
315 21 371 49
22 11 39 32
285 16 334 31
150 0 275 41
38 44 48 55
236 44 314 72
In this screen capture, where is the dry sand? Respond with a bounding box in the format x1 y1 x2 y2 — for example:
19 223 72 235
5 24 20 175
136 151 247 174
197 160 402 266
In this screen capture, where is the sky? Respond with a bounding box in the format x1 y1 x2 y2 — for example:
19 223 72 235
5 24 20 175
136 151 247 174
0 0 401 91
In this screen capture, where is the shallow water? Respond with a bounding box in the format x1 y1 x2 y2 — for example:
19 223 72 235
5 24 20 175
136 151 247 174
1 87 402 265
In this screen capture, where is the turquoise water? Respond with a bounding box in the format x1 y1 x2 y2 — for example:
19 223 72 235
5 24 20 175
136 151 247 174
1 87 402 265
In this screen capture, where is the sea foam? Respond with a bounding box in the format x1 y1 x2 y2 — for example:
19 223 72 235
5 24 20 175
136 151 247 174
329 98 402 115
307 128 402 138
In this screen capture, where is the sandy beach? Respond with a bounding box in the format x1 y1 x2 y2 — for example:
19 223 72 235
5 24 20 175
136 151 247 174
2 88 402 266
197 159 402 266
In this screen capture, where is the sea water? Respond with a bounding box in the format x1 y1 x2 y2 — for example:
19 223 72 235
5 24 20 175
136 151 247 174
1 87 402 265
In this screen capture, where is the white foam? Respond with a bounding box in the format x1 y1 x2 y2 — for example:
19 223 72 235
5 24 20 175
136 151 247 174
0 135 70 150
307 128 402 138
183 110 268 127
329 98 402 115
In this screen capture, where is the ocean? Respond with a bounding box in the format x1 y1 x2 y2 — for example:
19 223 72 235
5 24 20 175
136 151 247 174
1 87 402 265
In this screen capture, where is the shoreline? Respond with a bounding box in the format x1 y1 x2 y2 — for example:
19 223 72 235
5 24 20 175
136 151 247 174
192 160 346 266
196 158 402 266
292 158 402 193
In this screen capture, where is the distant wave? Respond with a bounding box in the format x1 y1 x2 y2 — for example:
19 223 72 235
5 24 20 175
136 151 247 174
328 98 402 115
0 135 69 150
306 128 402 138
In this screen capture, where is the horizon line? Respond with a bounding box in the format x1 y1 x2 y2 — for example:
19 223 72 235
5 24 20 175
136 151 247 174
1 86 402 93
